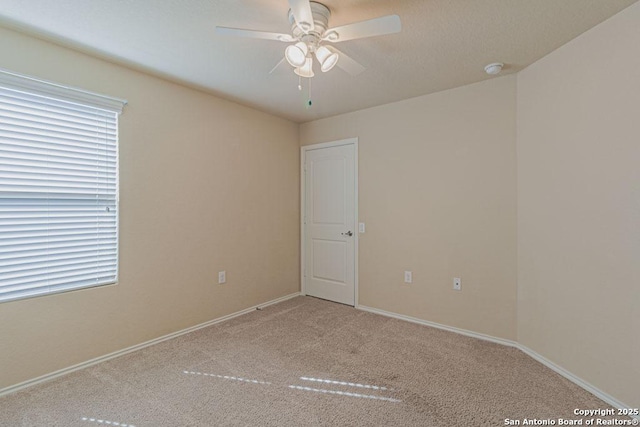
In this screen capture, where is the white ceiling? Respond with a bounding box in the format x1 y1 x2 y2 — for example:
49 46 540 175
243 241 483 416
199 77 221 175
0 0 636 123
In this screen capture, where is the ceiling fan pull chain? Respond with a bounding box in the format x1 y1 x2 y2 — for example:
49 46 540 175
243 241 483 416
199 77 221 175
298 75 302 91
307 77 312 108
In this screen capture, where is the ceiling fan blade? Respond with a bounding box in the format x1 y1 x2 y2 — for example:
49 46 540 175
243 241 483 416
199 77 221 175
215 26 294 42
333 48 366 76
269 57 286 75
288 0 315 32
324 15 401 42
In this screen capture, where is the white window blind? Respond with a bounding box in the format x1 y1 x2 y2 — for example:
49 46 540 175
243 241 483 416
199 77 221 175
0 69 126 303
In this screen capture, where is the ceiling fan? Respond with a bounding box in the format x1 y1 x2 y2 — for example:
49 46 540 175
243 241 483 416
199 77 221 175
215 0 401 78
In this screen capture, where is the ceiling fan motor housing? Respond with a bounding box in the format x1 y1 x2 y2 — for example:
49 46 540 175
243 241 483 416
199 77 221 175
289 1 331 49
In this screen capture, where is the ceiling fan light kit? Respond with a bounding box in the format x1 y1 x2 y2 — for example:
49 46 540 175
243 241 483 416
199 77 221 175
285 41 309 67
294 57 315 78
315 45 338 72
215 0 401 105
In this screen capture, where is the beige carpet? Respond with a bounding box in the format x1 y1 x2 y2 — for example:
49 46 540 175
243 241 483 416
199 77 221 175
0 296 622 426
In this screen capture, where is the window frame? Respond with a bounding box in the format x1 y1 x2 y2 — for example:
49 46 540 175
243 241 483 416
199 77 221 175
0 68 127 303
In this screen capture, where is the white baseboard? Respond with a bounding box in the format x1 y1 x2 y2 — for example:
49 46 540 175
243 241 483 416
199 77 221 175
357 304 518 348
3 294 636 420
517 344 638 419
0 292 301 397
357 304 637 417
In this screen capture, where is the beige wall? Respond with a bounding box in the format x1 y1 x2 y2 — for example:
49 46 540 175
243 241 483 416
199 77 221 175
1 0 637 409
301 76 518 340
301 2 639 405
517 2 640 407
0 27 300 390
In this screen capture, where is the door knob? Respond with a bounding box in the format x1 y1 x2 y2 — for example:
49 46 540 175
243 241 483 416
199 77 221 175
341 231 353 236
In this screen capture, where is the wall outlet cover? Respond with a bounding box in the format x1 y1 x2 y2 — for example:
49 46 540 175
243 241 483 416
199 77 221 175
404 271 412 284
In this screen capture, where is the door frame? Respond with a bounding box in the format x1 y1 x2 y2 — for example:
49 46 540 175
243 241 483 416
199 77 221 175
300 137 359 307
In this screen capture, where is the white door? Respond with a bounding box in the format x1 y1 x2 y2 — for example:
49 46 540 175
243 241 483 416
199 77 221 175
303 141 356 306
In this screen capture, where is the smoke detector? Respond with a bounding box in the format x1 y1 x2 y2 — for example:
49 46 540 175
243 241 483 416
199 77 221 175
484 62 504 75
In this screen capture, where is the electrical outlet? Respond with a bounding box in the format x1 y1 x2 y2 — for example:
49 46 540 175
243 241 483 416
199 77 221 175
359 222 365 233
453 277 461 291
404 271 412 284
218 271 226 284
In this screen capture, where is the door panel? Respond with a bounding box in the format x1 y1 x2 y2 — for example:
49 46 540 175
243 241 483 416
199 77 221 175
312 239 347 283
304 143 355 305
312 157 346 225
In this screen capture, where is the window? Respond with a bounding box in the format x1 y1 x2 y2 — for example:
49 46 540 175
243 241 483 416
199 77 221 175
0 69 126 303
